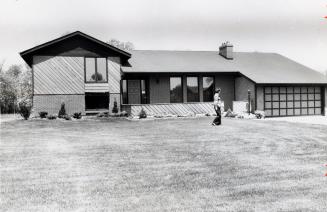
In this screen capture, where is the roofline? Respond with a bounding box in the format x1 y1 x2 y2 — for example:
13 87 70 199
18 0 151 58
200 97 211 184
19 31 131 58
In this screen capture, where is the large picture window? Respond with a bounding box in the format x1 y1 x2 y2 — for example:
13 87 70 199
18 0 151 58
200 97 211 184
187 77 199 102
170 77 183 103
203 76 214 102
85 58 107 83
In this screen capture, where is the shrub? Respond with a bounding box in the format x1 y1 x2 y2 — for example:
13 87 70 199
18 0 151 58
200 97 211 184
120 111 128 117
18 101 32 120
139 108 147 119
73 112 82 119
62 114 71 120
112 99 118 114
224 108 237 118
58 102 66 118
254 110 265 119
39 111 48 118
47 114 57 120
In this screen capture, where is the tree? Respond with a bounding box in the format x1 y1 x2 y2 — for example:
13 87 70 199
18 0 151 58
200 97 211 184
107 39 134 51
0 64 32 113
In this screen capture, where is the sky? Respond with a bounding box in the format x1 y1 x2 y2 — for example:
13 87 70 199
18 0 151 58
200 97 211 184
1 0 327 73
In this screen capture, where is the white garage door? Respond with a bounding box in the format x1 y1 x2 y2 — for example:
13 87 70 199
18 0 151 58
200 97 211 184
264 86 322 117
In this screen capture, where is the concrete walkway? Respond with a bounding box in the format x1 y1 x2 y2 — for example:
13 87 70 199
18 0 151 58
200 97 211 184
265 115 327 126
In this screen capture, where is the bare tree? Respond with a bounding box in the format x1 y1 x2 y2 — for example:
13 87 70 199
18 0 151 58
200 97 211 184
107 39 134 51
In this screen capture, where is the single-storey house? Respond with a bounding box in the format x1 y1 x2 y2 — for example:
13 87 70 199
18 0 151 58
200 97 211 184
20 31 327 117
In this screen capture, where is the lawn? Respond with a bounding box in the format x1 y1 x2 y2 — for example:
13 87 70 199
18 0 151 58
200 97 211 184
1 117 327 211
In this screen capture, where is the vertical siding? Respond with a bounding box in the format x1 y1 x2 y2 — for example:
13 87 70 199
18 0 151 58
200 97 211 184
128 80 141 104
324 86 327 116
256 86 264 111
215 75 235 110
149 76 170 103
235 76 256 109
108 57 121 93
33 56 84 94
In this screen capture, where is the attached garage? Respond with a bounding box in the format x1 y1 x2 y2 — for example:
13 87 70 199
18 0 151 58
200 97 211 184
263 86 323 117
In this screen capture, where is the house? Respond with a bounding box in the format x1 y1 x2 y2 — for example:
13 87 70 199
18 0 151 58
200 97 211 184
20 31 327 117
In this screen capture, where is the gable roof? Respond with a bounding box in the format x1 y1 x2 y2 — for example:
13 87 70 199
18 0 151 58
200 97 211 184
20 31 131 66
122 50 326 84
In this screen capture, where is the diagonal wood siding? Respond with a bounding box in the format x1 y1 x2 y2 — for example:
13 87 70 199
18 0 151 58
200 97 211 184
128 102 223 117
108 57 121 93
33 56 84 94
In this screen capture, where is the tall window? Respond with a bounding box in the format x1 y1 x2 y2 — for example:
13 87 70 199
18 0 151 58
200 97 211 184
121 80 128 104
85 58 107 83
187 77 199 102
170 77 183 103
141 80 148 104
203 77 214 102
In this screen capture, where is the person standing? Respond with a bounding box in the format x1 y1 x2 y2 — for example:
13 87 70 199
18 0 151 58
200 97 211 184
212 88 222 126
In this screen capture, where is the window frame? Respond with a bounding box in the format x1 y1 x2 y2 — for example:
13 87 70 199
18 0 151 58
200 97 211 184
169 76 184 103
202 76 215 102
84 57 108 83
186 76 200 102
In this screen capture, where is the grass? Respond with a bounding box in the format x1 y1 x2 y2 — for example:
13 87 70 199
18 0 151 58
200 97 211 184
1 117 327 211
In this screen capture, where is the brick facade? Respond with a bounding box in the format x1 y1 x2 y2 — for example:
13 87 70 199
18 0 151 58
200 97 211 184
33 95 85 116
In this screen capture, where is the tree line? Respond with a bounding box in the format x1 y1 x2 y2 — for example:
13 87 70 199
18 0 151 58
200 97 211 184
0 61 32 114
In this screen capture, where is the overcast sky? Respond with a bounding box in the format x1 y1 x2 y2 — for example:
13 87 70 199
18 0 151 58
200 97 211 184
1 0 327 72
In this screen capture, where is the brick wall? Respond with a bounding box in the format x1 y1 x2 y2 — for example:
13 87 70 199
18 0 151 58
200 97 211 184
33 95 85 116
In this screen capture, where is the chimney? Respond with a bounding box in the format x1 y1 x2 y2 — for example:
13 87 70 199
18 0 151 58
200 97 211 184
219 41 233 60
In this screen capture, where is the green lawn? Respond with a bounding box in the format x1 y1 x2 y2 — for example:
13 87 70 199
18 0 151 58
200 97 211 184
1 117 327 211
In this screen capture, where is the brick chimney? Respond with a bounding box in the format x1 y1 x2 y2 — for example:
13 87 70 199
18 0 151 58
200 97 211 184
219 41 233 60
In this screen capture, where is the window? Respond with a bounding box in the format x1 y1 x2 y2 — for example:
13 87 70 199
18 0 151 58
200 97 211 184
121 80 128 104
203 77 214 102
85 92 109 110
187 77 199 102
85 58 107 83
170 77 183 103
140 80 148 104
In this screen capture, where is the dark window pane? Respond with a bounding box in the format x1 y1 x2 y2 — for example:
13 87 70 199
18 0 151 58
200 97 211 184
187 77 199 102
308 87 314 93
315 87 321 93
287 87 293 93
315 108 321 114
141 80 148 104
265 110 272 116
280 102 286 108
272 87 279 93
122 80 128 104
170 77 183 103
280 87 286 93
265 94 271 101
85 58 96 82
85 93 109 110
203 77 214 102
96 58 107 82
295 109 301 115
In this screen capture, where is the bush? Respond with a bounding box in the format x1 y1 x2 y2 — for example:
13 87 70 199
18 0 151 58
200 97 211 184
47 114 57 120
112 99 118 114
120 111 128 117
18 101 32 120
254 110 265 119
139 108 147 119
62 114 71 120
58 102 66 118
73 112 82 119
224 108 237 118
39 111 48 118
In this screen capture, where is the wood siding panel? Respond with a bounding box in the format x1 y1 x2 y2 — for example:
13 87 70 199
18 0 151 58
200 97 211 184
129 102 216 116
85 83 109 93
33 56 84 94
108 57 121 93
